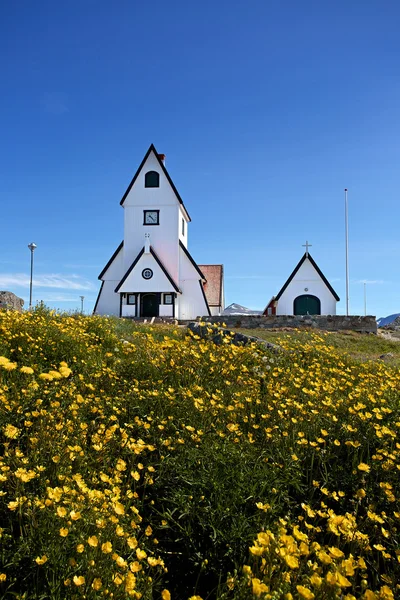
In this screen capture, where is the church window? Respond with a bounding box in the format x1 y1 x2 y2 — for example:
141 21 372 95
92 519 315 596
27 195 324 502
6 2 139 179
142 268 153 280
182 218 185 236
127 294 136 305
163 293 173 305
145 171 160 188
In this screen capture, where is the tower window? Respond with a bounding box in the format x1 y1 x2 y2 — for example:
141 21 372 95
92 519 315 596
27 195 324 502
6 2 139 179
182 218 185 236
145 171 160 188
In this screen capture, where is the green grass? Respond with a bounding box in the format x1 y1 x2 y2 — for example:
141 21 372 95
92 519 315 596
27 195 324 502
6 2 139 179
237 328 400 365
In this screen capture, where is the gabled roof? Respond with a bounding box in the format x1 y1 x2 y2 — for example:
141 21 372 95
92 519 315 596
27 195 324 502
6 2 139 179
179 241 207 281
114 246 181 294
98 241 124 280
119 143 191 221
199 281 211 316
198 265 224 306
275 253 340 302
262 296 276 315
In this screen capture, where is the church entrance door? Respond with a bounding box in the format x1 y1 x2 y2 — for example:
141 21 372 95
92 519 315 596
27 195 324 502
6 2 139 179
141 293 158 318
293 295 321 315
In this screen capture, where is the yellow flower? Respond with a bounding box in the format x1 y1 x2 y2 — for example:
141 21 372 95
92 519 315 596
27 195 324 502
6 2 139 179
114 502 125 515
309 573 322 587
357 463 371 473
70 510 81 521
101 541 112 553
252 578 269 597
161 590 171 600
92 578 102 590
35 556 48 565
125 572 136 592
127 536 138 549
57 506 67 517
4 424 20 439
296 586 315 600
136 548 147 560
88 535 98 547
20 366 34 374
328 546 344 559
59 528 69 537
145 525 152 536
76 544 85 553
73 575 85 586
285 555 299 569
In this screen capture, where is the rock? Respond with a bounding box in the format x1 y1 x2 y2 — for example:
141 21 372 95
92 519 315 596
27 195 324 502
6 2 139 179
379 353 394 360
0 291 24 312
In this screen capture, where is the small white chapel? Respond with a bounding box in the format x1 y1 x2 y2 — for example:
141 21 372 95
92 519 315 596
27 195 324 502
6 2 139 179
94 144 224 320
263 243 340 316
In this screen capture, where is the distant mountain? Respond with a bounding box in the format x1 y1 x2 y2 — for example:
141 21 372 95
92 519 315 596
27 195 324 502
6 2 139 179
222 303 262 315
377 313 400 328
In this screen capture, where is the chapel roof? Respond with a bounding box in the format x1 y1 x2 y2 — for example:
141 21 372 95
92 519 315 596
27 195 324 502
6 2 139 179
198 265 224 307
275 252 340 302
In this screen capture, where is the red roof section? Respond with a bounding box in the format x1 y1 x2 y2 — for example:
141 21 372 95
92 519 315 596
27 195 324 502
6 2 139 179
199 265 223 306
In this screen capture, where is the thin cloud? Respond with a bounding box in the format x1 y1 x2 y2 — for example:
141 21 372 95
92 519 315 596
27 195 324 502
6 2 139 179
0 273 96 291
352 279 389 285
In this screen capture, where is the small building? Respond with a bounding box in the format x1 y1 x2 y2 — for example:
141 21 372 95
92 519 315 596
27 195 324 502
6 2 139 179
94 144 224 319
264 250 339 316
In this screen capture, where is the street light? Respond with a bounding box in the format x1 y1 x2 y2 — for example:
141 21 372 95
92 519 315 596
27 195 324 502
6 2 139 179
27 243 37 309
80 295 85 313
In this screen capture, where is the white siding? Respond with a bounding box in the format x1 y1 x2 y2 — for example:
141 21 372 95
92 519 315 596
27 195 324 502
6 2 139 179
178 245 208 319
95 281 120 316
95 245 124 315
276 258 337 315
118 251 178 294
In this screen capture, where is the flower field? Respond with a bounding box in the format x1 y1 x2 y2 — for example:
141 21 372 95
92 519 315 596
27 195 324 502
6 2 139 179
0 308 399 599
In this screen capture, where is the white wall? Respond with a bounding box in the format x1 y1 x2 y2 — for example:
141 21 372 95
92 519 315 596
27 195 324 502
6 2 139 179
121 304 136 317
95 281 120 316
122 151 183 281
178 246 209 319
95 244 124 316
159 305 173 317
276 258 337 315
117 251 178 294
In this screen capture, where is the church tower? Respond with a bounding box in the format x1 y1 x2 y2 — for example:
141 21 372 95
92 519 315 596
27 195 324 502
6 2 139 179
94 144 224 319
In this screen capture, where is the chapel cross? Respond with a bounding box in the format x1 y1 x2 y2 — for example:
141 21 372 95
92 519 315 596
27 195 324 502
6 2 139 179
302 240 312 256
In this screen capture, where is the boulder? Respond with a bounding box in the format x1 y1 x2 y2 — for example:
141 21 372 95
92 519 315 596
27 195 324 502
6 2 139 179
0 291 24 312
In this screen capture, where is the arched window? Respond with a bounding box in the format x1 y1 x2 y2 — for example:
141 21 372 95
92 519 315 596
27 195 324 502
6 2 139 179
145 171 160 188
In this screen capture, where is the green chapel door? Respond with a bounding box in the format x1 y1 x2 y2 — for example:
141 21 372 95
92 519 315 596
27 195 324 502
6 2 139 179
293 295 321 315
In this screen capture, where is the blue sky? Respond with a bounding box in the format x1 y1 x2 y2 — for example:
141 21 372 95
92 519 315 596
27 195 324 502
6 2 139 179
1 0 400 317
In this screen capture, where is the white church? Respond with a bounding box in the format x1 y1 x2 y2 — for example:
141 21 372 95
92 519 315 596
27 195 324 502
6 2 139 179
94 144 224 320
263 244 340 316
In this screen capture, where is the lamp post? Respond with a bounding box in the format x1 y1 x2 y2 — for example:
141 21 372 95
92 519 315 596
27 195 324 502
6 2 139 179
80 295 85 313
27 243 37 309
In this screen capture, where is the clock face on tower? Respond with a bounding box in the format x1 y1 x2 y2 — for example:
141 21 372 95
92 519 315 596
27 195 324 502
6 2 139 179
143 210 159 225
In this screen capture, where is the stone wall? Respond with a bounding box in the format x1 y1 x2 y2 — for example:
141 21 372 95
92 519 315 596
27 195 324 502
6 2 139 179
199 314 377 334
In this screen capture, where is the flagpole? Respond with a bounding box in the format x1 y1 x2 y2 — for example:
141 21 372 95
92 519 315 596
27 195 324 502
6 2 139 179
345 188 349 316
